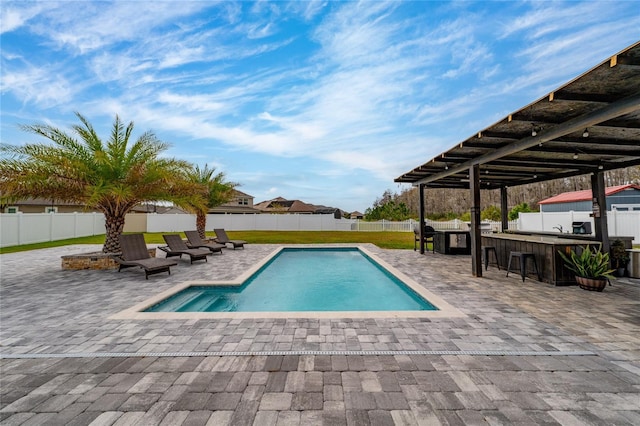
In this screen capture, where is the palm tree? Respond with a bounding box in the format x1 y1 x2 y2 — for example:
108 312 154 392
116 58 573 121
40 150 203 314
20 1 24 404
181 164 236 239
0 112 201 253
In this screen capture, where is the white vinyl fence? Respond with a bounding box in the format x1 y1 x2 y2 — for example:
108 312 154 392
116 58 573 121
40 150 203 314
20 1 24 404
147 215 516 233
518 210 640 244
146 213 354 232
0 212 105 247
0 212 518 248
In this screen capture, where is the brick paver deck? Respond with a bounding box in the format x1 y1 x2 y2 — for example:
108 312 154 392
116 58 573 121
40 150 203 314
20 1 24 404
1 243 639 425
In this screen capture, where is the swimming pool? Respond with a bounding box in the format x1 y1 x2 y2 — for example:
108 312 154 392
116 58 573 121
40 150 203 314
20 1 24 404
112 245 464 319
145 248 436 312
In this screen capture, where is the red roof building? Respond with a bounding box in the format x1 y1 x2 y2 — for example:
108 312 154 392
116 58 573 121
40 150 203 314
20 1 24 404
538 184 640 212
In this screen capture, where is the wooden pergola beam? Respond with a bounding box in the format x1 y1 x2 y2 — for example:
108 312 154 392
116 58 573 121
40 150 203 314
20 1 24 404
413 93 640 186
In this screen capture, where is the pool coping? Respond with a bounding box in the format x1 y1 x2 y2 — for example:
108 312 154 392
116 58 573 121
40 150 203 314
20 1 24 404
110 245 466 320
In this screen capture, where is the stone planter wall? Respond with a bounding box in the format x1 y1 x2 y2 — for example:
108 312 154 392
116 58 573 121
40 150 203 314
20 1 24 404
61 248 156 270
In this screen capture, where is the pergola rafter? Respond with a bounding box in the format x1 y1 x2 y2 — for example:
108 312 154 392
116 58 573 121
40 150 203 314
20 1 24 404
395 41 640 277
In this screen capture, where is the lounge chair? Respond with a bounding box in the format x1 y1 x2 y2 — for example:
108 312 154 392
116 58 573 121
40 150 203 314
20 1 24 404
213 228 246 249
114 234 178 279
184 230 225 254
159 234 210 263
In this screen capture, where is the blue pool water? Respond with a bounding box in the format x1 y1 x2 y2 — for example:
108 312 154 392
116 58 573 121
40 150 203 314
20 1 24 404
145 248 436 312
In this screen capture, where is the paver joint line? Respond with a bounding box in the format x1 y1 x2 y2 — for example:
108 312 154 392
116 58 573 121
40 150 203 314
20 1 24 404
0 349 597 359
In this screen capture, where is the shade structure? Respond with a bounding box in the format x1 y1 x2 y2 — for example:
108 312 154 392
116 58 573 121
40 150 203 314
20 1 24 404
396 41 640 276
395 41 640 189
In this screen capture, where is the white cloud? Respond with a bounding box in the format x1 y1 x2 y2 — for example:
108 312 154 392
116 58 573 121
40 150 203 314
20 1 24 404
0 65 75 108
0 2 50 34
2 0 638 212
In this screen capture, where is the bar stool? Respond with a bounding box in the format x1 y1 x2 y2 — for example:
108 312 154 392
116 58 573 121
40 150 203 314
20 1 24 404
483 246 499 270
506 251 541 282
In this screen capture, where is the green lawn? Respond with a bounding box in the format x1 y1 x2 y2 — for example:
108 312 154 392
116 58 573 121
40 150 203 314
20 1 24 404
3 231 635 255
0 231 419 254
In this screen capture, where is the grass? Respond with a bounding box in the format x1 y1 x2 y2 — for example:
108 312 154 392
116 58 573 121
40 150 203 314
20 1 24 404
0 231 418 254
2 230 636 254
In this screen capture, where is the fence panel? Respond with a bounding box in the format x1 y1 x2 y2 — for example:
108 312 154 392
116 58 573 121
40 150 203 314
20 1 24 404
0 214 20 247
0 212 105 248
205 214 355 231
51 214 78 240
299 214 322 231
254 214 277 230
518 211 639 243
147 214 196 233
610 210 640 242
206 214 236 231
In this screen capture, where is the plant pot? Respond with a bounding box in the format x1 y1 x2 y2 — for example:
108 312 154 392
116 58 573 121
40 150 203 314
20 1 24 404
575 276 607 292
616 267 626 277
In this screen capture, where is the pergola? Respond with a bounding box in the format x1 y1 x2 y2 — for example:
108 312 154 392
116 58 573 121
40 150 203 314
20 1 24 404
395 41 640 277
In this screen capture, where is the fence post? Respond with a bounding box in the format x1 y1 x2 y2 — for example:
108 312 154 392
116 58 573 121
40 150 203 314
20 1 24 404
49 211 54 242
17 212 23 245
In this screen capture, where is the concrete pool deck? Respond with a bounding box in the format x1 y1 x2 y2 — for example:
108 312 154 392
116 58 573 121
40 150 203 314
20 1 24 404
1 243 639 424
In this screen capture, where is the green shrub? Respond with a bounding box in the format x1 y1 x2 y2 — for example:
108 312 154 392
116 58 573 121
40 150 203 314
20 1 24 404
558 246 615 280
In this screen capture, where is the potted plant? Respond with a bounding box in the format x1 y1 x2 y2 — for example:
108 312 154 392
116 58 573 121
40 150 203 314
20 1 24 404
610 239 630 277
558 245 615 292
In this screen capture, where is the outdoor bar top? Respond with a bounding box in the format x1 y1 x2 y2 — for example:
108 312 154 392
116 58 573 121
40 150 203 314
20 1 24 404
482 232 600 286
505 230 634 249
482 232 634 285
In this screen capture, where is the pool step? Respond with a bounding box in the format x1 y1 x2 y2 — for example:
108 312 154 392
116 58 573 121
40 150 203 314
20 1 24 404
205 295 234 312
177 292 221 312
148 291 204 312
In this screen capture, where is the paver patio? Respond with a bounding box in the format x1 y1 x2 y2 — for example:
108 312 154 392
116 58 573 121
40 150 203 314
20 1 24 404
1 243 639 425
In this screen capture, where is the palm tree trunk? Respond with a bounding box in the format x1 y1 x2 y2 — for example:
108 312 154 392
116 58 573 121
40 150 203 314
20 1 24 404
196 213 207 240
103 213 127 253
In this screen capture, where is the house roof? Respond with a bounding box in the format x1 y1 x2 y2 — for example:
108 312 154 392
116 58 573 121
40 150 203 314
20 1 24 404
232 189 253 198
130 204 188 214
11 198 84 206
208 205 261 214
395 41 640 189
255 197 317 213
255 197 340 213
538 184 640 205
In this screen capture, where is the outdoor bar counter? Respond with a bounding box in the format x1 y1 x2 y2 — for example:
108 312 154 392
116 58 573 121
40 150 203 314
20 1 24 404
481 233 604 286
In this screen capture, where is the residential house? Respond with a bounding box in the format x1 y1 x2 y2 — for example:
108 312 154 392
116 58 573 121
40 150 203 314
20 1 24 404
254 197 345 217
254 197 317 214
208 190 261 214
2 198 100 214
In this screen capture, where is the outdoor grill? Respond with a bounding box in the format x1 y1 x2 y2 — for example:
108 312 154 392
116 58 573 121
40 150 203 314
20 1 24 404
572 221 592 234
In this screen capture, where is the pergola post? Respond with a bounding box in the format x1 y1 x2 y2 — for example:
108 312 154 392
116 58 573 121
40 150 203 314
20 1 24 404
591 172 610 254
418 183 425 254
500 186 509 232
470 165 482 277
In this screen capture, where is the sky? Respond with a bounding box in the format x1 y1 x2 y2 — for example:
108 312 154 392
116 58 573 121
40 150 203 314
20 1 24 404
1 1 639 213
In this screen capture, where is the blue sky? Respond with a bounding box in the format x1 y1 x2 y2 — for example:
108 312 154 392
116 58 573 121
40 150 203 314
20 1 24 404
1 1 639 213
